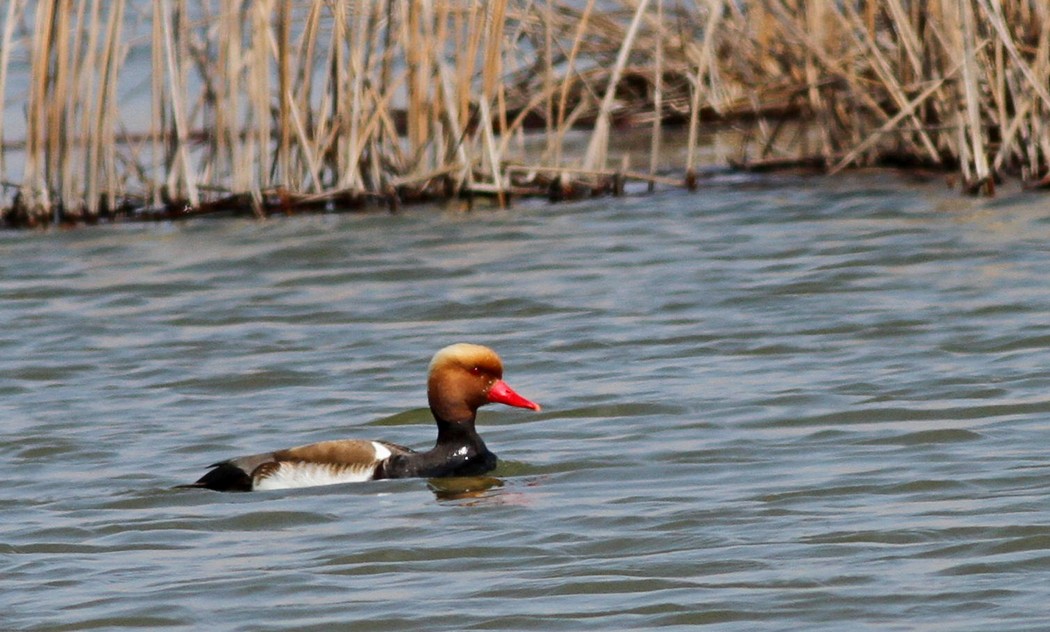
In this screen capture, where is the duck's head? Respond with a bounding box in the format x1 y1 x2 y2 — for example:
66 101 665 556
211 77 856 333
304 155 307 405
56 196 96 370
426 343 541 424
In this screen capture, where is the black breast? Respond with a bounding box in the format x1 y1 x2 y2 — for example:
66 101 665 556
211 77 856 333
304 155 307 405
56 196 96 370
375 448 498 480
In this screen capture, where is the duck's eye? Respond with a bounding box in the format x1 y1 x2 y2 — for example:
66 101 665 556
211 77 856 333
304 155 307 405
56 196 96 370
470 366 482 376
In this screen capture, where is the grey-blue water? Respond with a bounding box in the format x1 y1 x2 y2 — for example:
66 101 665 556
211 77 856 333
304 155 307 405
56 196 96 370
2 174 1050 631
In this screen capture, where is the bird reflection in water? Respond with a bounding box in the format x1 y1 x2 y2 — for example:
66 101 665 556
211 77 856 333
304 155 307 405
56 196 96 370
428 475 548 505
427 476 504 501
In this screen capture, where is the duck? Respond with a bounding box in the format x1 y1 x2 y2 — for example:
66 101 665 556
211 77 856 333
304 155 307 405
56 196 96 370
179 343 540 492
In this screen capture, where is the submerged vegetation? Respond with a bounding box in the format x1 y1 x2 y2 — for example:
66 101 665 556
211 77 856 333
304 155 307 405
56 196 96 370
0 1 1048 227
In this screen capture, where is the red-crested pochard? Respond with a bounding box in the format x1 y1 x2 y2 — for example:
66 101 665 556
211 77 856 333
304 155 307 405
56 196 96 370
180 343 540 492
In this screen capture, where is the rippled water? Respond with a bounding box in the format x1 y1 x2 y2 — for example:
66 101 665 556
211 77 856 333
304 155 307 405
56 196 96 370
2 174 1050 630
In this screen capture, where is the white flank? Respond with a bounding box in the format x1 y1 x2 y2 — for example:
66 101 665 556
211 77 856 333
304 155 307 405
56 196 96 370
253 462 376 491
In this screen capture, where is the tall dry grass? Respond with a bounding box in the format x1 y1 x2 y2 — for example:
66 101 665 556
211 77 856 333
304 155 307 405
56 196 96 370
1 1 1048 226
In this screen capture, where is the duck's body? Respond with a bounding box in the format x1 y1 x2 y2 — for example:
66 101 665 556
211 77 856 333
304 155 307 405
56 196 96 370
181 344 539 492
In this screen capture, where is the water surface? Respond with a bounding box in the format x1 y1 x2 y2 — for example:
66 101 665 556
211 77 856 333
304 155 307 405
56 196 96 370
2 174 1049 630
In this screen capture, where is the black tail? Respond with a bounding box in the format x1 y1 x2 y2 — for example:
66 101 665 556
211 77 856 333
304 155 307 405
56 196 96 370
174 462 253 492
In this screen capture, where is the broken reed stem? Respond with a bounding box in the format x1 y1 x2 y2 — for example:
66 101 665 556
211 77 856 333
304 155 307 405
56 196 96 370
6 0 1050 226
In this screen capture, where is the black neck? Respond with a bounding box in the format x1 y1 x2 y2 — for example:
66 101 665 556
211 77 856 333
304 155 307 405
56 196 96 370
434 416 483 448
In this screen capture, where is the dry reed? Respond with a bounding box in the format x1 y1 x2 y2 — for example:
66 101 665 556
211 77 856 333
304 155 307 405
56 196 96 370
1 1 1049 227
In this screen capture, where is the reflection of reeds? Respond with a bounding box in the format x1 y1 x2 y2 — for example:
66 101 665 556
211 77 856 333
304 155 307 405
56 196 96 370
2 1 1050 226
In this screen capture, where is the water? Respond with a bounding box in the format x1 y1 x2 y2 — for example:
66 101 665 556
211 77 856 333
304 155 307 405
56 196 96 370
2 174 1050 631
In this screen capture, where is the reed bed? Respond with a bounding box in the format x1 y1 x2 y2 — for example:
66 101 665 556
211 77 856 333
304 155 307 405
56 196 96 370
1 1 1048 227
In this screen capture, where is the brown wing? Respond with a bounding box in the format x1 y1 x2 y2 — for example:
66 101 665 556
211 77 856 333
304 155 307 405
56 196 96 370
272 439 415 464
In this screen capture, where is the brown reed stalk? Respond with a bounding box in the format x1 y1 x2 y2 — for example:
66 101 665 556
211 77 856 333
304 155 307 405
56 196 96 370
279 7 324 197
22 0 57 218
249 0 271 202
78 0 102 216
59 1 90 216
0 0 22 182
803 0 831 162
49 2 74 215
477 0 508 201
684 0 723 182
405 2 423 160
277 1 291 187
584 0 650 172
160 0 199 207
150 0 164 207
648 0 663 192
343 1 368 191
230 0 248 196
324 0 346 188
82 0 125 216
1031 2 1050 178
554 0 595 168
436 46 474 194
956 0 991 188
884 0 924 80
543 0 555 159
